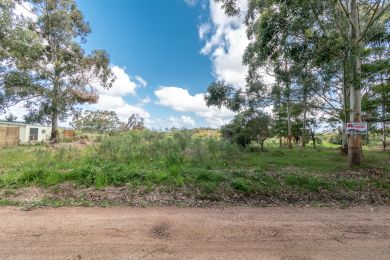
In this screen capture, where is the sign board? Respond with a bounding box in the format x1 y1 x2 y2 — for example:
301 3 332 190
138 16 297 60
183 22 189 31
346 122 367 135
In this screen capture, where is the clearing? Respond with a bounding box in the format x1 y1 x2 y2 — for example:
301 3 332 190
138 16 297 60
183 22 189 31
0 206 389 259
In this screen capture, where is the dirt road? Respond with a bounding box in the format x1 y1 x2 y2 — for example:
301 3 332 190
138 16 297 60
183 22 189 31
0 206 389 259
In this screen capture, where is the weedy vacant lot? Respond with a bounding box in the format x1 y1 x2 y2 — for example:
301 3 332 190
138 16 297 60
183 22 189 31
0 130 389 208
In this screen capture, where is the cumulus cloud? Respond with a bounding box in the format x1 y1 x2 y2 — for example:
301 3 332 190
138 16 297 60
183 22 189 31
87 65 151 125
93 66 138 96
89 66 150 123
89 94 150 122
199 0 249 90
155 86 235 128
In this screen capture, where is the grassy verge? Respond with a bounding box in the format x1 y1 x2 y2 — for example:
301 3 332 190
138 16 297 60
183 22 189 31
0 130 389 207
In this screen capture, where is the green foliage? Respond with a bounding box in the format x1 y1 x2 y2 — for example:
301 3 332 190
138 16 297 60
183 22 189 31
208 0 389 166
0 0 42 113
221 109 272 147
205 81 244 111
0 199 19 206
72 110 123 133
231 178 252 193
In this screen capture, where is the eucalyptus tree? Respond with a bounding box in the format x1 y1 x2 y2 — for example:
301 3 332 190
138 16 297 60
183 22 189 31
3 0 114 140
361 14 389 150
0 0 15 111
0 0 41 113
213 0 389 166
335 0 389 166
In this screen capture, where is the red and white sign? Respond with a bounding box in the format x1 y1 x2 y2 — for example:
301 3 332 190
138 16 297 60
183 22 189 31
346 122 368 135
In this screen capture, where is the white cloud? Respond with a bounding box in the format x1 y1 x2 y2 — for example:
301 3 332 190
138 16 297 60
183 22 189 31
200 0 249 90
89 94 150 122
135 75 147 87
93 66 138 96
87 65 151 125
155 86 235 128
168 115 196 128
155 87 205 112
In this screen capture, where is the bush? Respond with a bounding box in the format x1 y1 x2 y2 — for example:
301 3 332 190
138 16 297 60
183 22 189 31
232 178 252 193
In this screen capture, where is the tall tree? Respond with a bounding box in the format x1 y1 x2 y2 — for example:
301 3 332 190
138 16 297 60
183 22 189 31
213 0 389 166
3 0 114 141
361 14 390 150
0 0 41 113
337 0 389 166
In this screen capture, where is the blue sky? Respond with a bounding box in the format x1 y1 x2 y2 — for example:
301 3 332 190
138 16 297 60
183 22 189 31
78 0 213 89
9 0 251 129
77 0 214 129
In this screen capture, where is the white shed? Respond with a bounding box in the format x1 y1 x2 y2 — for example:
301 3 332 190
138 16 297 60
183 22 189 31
0 120 52 145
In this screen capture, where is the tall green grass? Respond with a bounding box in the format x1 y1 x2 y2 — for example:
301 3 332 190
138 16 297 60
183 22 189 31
0 130 389 200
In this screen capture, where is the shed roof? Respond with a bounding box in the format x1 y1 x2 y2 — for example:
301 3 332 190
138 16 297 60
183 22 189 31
0 120 51 128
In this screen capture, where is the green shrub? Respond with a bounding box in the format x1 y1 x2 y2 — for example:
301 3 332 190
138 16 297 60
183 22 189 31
231 178 252 193
95 171 108 188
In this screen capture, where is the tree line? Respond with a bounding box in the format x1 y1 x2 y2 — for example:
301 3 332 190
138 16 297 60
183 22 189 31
205 0 389 166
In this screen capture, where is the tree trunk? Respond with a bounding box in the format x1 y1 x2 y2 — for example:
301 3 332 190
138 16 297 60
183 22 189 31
279 133 282 148
381 73 386 151
383 108 387 151
302 101 307 149
285 60 292 149
302 65 309 149
311 133 316 149
341 53 349 154
287 102 292 149
347 0 363 167
51 112 58 141
51 72 60 142
383 120 387 151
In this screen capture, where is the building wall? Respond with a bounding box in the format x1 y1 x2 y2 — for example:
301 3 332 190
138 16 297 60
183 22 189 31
0 122 52 144
19 125 27 143
21 125 52 144
0 126 20 148
38 126 51 142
